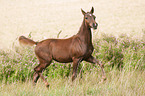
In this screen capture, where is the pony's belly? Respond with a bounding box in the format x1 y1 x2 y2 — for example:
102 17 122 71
53 56 73 63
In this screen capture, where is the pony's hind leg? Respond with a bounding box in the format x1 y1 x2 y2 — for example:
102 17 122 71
33 57 52 88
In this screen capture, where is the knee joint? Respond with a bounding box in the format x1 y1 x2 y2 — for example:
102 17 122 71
34 67 42 73
100 63 104 68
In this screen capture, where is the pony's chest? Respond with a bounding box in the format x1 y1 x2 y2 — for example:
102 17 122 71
80 43 94 58
85 44 94 55
71 37 94 58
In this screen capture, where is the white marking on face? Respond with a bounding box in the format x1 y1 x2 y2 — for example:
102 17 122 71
89 14 92 16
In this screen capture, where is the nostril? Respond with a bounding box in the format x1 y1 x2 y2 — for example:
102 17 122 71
96 23 98 27
93 23 98 27
92 23 98 29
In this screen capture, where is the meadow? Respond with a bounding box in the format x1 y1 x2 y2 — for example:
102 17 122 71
0 33 145 95
0 0 145 96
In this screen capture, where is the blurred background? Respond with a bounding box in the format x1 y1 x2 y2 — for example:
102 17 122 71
0 0 145 50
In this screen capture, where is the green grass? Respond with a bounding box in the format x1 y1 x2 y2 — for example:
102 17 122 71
0 33 145 95
0 33 144 83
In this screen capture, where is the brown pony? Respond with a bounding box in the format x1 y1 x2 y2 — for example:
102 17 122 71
19 7 106 88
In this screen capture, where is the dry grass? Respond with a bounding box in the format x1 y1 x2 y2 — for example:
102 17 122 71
0 0 145 50
0 70 145 96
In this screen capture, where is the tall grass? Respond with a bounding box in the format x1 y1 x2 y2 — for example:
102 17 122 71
0 33 145 95
0 70 145 96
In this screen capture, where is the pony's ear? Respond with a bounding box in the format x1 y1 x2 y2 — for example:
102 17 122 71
90 7 94 14
81 9 86 15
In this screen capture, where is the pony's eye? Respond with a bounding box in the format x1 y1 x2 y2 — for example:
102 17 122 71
85 17 88 19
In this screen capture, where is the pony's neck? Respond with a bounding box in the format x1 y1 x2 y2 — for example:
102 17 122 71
77 19 92 43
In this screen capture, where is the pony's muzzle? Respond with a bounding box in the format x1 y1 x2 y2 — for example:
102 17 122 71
93 23 98 29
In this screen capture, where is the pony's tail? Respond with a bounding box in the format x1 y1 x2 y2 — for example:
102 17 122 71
19 36 38 46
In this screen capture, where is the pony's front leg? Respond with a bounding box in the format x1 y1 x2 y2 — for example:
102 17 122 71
85 56 106 82
72 58 82 81
33 72 40 86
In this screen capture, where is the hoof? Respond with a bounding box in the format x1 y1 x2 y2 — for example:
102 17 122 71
32 82 36 86
99 76 107 84
102 76 107 81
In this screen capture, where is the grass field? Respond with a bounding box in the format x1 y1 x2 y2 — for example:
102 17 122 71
0 70 145 96
0 71 145 96
0 34 144 95
0 0 145 96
